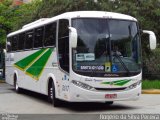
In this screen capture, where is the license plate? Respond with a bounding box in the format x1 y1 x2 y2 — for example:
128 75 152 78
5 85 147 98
105 94 117 99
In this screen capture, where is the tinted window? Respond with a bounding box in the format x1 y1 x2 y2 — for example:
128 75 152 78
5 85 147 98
12 36 18 51
25 30 34 49
58 19 69 72
34 26 44 48
58 19 69 38
18 33 25 50
44 22 56 46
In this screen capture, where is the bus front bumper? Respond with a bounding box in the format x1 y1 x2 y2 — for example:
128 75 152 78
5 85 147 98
68 83 141 102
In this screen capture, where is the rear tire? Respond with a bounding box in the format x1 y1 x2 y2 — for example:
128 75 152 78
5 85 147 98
48 81 61 107
48 83 53 103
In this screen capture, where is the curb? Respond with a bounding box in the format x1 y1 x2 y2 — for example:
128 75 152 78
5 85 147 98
142 89 160 94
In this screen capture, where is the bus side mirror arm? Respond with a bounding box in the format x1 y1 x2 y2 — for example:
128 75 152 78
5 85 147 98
143 30 157 50
69 27 77 48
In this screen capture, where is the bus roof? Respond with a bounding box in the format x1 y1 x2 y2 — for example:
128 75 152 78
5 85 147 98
7 11 137 37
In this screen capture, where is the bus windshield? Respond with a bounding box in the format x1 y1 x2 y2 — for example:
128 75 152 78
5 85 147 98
72 18 141 77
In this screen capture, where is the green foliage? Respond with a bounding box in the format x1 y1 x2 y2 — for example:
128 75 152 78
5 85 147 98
30 0 160 44
0 0 12 48
142 80 160 89
1 0 160 51
12 0 42 31
0 0 42 48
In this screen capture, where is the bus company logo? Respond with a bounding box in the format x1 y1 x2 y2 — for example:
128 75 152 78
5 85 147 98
94 79 103 82
101 79 131 86
104 74 119 77
109 82 114 85
85 78 93 82
85 78 103 82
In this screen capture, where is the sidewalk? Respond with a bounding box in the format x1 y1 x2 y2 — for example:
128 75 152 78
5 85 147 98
142 89 160 94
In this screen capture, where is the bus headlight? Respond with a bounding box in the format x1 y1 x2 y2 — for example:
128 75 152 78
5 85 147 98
72 80 95 90
126 80 141 90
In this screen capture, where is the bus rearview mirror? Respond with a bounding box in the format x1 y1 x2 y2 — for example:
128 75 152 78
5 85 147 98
143 30 157 50
69 27 77 48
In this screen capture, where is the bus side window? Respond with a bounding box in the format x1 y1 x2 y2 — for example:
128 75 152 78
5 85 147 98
58 19 69 73
25 30 34 49
44 22 56 46
34 26 44 48
12 36 18 51
18 33 25 50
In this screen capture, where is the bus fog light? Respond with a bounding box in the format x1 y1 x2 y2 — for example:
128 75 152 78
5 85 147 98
72 80 95 90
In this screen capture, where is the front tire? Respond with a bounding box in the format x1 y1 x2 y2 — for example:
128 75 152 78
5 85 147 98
48 81 61 107
14 76 22 93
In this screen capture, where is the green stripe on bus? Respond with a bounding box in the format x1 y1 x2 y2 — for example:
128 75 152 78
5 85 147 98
102 79 131 86
114 80 130 86
14 49 46 70
25 48 53 80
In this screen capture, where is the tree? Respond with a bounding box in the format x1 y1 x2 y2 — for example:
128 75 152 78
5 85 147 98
0 0 42 48
0 0 12 48
1 0 160 50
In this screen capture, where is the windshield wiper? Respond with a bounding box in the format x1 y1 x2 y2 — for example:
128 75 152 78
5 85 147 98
113 53 130 75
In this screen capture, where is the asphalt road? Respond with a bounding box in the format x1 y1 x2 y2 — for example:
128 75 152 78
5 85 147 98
0 83 160 115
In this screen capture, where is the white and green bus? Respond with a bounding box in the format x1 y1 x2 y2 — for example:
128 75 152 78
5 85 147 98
0 49 5 80
6 11 156 107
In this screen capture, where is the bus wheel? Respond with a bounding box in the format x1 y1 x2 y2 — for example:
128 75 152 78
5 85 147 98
105 101 113 105
14 76 21 93
48 81 61 107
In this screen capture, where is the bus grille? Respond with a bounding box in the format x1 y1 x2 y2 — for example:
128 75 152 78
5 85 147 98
95 87 127 91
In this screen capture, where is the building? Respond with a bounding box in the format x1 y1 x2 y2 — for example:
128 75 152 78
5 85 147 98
12 0 32 6
22 0 32 3
12 0 23 6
